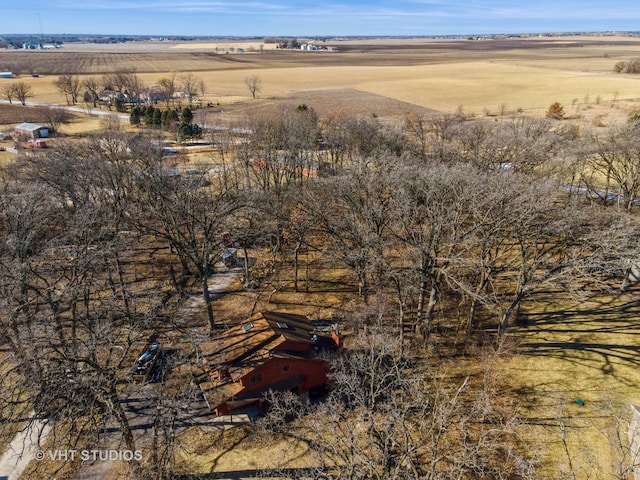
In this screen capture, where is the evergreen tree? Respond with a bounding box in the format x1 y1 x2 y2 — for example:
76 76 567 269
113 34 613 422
130 106 142 126
153 108 162 126
114 97 126 113
144 106 156 126
161 110 170 129
180 107 193 124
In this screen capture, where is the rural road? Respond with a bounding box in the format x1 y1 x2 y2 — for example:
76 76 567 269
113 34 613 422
0 98 130 122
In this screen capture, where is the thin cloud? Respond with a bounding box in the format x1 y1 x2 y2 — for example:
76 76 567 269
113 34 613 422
56 0 286 13
5 0 640 36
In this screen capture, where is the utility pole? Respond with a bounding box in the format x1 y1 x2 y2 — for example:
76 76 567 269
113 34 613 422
37 12 44 44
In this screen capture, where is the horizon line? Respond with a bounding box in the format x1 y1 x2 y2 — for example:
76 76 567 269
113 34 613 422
2 30 640 39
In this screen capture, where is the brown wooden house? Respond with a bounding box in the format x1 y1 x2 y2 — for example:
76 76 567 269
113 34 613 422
197 311 339 416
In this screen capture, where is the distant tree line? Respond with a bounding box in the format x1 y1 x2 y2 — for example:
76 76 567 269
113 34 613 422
264 37 301 49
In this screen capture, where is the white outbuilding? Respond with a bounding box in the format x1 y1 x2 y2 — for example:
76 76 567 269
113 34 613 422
14 123 49 140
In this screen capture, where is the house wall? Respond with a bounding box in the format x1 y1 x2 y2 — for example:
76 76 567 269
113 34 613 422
214 357 329 416
14 129 34 140
278 339 313 352
240 357 330 392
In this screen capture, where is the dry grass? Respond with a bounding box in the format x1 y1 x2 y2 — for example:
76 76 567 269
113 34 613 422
177 426 312 476
3 35 640 119
184 249 640 478
0 150 16 167
500 288 640 478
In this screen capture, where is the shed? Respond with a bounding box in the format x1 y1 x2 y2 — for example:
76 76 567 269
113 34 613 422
14 123 49 140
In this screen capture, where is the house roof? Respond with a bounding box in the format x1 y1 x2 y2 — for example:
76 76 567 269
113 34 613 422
197 311 326 411
201 311 316 377
15 122 46 132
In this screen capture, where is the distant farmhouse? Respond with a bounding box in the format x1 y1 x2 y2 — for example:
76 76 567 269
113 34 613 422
22 42 61 50
197 311 340 416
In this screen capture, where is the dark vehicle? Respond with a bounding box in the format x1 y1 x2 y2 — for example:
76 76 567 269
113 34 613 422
130 341 162 382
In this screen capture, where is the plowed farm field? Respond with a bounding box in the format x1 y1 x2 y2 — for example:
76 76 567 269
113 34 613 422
0 51 254 75
2 35 640 118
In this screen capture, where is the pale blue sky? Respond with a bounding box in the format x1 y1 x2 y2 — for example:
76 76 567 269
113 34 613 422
2 1 640 36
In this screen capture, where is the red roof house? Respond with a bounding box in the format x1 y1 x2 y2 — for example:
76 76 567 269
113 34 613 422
197 311 338 416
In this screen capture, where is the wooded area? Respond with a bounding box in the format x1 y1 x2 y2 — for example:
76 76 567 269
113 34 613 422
1 104 640 478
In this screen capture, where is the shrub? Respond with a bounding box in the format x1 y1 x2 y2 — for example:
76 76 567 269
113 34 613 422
546 102 565 120
614 61 627 73
614 58 640 74
627 111 640 125
628 58 640 73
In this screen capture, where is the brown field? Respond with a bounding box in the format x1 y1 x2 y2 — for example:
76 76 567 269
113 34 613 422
2 35 640 118
0 103 80 125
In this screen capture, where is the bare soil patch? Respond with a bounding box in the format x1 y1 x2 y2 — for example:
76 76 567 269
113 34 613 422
214 88 439 121
0 103 79 125
0 51 254 75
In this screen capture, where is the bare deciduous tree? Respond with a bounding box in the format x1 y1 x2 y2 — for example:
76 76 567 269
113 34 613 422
104 69 145 105
1 82 16 104
131 157 241 331
584 124 640 210
404 112 465 162
156 73 177 105
244 74 262 99
306 168 395 306
82 76 102 108
391 163 480 339
0 180 145 476
39 106 72 133
12 81 32 105
178 73 201 104
258 330 535 479
55 74 81 105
